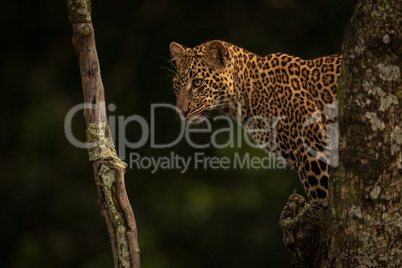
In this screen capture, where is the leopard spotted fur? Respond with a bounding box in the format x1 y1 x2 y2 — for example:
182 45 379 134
169 40 342 206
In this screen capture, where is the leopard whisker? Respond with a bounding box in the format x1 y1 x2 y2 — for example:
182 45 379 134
160 65 177 76
160 56 177 71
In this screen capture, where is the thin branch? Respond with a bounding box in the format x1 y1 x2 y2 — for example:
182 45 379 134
67 1 141 267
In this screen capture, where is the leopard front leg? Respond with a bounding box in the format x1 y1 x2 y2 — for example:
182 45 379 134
297 114 331 207
298 154 329 207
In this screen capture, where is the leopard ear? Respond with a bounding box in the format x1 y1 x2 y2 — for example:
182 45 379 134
170 42 186 64
204 40 229 71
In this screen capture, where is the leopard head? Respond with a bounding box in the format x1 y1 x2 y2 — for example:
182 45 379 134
170 40 234 124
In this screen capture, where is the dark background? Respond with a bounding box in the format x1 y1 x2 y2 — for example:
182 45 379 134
1 1 352 267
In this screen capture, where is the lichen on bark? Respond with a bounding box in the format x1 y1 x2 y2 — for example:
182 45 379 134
327 0 402 266
98 164 131 268
86 122 127 168
67 0 91 23
279 194 327 267
68 1 140 266
280 1 402 267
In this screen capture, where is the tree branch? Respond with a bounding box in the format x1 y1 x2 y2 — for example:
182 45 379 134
279 194 327 267
67 1 141 267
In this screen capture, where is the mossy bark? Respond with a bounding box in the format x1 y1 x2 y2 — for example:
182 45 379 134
280 1 402 267
67 2 141 268
327 1 402 266
67 0 91 23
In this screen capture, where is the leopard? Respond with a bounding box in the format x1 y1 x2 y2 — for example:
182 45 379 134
169 40 342 207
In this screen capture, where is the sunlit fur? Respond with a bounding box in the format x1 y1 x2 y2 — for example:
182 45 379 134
170 40 342 206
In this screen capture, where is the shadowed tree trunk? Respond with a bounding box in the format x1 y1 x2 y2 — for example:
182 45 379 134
66 1 141 267
280 1 402 267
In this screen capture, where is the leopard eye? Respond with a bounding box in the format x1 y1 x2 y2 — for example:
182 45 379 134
192 79 203 88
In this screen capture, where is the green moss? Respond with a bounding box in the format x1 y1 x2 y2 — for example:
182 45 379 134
81 24 91 36
86 122 127 168
67 0 91 23
86 122 130 266
98 164 131 267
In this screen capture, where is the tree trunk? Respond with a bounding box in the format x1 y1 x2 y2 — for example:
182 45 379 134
67 1 141 267
280 1 402 267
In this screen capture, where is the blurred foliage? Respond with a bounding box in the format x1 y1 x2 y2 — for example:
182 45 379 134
0 0 352 267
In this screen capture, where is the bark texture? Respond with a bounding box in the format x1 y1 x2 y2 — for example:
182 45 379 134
67 1 141 267
280 1 402 267
279 194 327 267
328 0 402 266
